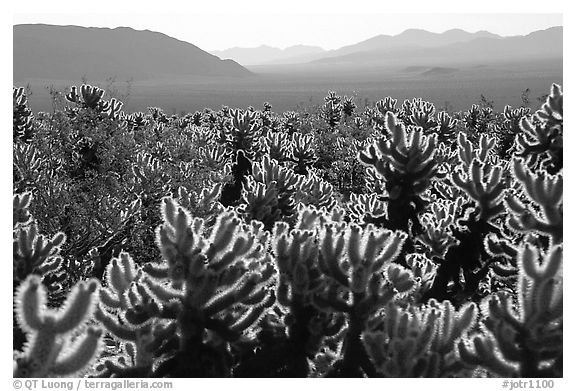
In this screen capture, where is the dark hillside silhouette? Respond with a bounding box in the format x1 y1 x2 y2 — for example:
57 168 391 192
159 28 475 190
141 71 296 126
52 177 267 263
14 24 252 81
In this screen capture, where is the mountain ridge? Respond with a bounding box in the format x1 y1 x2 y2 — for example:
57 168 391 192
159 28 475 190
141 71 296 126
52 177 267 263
14 24 252 81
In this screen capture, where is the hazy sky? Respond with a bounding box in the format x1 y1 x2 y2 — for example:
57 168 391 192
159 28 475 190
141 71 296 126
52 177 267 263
13 1 562 51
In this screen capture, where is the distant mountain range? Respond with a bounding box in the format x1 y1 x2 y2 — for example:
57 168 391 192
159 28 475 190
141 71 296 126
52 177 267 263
211 45 325 65
13 24 251 81
311 27 562 69
212 27 562 68
13 24 562 83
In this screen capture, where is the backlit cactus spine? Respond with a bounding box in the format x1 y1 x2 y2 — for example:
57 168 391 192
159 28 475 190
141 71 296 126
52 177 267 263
14 276 103 377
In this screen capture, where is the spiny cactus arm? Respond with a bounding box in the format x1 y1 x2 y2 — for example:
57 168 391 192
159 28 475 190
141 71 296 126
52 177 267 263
14 222 67 280
142 261 170 279
200 212 237 257
141 276 183 303
318 226 349 287
515 117 559 164
202 274 260 316
290 133 316 162
13 192 33 228
65 86 80 104
371 231 408 273
315 223 411 315
457 133 496 168
14 275 46 332
359 114 438 201
106 98 124 120
406 254 437 293
536 84 562 126
457 334 517 376
346 193 387 224
14 276 103 377
452 159 508 221
483 234 518 278
95 306 139 341
517 244 562 324
505 158 562 243
80 84 106 110
436 111 457 138
156 197 205 281
433 301 478 354
459 244 562 377
239 177 281 226
52 279 100 334
364 304 446 377
296 175 337 210
409 100 437 131
50 327 103 376
229 290 275 333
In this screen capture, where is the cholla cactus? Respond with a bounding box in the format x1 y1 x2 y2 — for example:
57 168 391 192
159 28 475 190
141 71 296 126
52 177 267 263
224 108 262 158
535 83 562 129
94 252 170 377
515 84 562 174
407 99 437 132
13 199 66 283
151 198 275 376
148 107 169 124
311 219 412 377
494 105 532 158
125 112 149 131
406 254 437 297
451 156 507 221
13 143 45 192
364 299 477 377
282 111 300 133
219 109 262 206
13 275 103 377
95 198 276 377
370 97 399 129
263 131 291 161
239 176 282 230
342 96 356 117
268 212 346 376
505 158 562 245
289 133 317 175
436 111 458 143
458 244 562 377
243 156 303 223
424 133 509 301
321 91 343 129
451 133 507 222
296 172 337 211
359 112 438 234
66 84 109 111
416 198 462 260
346 193 387 225
13 87 35 142
175 183 223 220
106 98 124 121
464 104 494 135
13 192 33 228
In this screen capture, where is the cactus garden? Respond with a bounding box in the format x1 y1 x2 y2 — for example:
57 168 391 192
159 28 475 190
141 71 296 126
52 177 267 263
12 82 563 378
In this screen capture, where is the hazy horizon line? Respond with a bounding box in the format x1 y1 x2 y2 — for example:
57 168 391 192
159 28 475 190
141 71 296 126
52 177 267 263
12 13 563 51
